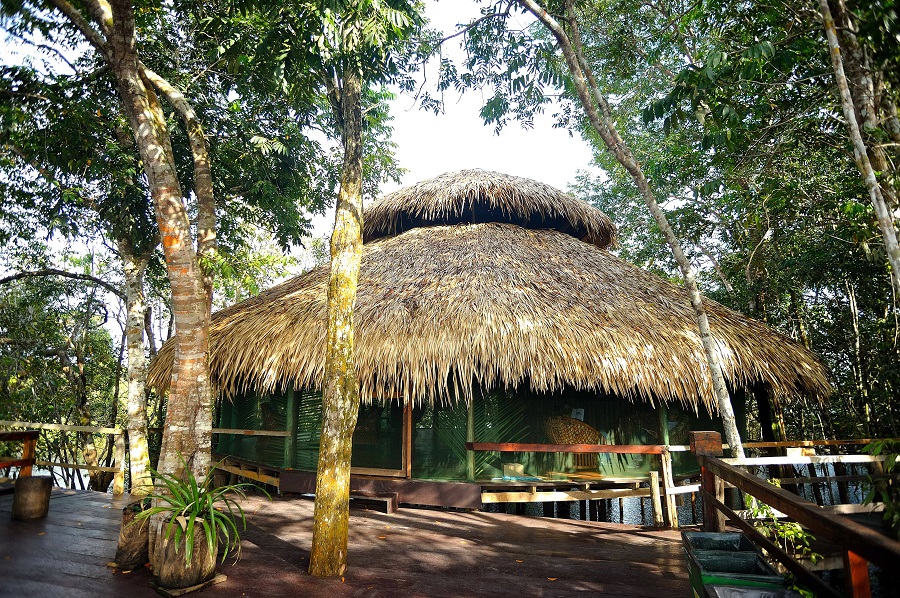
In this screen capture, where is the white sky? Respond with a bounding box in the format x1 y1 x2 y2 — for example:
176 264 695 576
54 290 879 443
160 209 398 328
311 0 599 235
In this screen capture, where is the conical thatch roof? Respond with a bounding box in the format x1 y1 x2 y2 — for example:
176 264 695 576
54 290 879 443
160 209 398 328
148 170 829 411
363 169 617 250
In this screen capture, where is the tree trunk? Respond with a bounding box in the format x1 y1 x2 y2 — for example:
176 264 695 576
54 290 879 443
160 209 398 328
819 0 900 301
519 0 744 457
309 67 364 578
118 240 153 496
106 0 213 482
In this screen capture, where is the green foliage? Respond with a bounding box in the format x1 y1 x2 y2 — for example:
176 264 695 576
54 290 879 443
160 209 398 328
863 439 900 540
135 456 270 565
435 390 529 477
744 483 821 565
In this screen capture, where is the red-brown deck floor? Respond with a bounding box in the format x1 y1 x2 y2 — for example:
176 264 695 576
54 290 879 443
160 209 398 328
0 487 690 597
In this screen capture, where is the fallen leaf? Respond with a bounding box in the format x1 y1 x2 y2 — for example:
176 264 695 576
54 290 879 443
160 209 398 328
37 532 45 536
547 578 557 581
516 560 524 563
378 536 386 539
341 577 345 584
122 570 130 575
4 556 10 560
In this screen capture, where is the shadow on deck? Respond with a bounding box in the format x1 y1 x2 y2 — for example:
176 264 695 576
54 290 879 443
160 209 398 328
0 488 690 597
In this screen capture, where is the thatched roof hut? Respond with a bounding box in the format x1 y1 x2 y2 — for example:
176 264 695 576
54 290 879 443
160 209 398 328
149 169 829 413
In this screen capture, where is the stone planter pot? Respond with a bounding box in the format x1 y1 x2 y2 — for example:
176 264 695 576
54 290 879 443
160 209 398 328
11 476 52 520
112 499 151 571
151 521 217 590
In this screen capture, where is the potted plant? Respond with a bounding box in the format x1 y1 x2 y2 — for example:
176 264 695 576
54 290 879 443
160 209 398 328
112 497 153 571
135 457 268 591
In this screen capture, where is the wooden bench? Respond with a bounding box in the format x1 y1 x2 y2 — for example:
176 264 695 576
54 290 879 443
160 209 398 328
0 430 39 476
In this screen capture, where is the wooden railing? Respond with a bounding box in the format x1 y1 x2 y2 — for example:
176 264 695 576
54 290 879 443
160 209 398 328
1 421 290 495
0 421 126 494
690 431 900 598
465 441 688 526
0 430 40 476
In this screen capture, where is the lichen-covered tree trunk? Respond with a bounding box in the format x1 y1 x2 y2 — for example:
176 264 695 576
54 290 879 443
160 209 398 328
118 241 153 496
309 67 364 577
518 0 745 457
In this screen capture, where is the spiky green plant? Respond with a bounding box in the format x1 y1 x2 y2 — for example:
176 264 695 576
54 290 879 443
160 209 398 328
135 455 269 565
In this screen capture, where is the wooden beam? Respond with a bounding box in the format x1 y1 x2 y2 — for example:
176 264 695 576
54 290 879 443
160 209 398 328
283 388 298 469
723 455 894 466
212 428 290 437
351 467 406 478
214 462 280 487
0 421 121 434
466 442 666 454
402 402 412 479
482 487 651 504
35 460 119 473
112 433 125 495
649 471 664 527
844 551 872 598
466 400 475 482
660 449 678 528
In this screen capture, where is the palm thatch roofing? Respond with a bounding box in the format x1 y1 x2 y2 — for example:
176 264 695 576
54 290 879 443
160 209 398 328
148 169 830 412
363 169 617 250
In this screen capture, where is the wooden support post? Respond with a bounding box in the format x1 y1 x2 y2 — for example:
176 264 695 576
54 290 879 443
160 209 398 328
402 401 412 478
466 399 475 482
691 431 725 532
21 433 36 477
649 470 664 527
543 502 554 518
283 388 298 469
618 497 624 523
843 551 871 598
658 402 670 446
113 432 125 495
589 499 598 521
660 448 678 528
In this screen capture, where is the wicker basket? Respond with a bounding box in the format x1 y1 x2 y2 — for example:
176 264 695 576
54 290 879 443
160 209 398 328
543 416 605 469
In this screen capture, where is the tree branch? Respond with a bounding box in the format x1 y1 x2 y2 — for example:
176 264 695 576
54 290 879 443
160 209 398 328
140 63 217 295
0 269 125 300
46 0 109 58
439 8 511 45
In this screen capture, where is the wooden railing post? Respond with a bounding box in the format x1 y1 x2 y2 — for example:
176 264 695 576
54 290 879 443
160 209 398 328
112 432 125 496
843 551 872 598
21 432 36 477
649 470 664 527
466 400 475 482
283 388 298 469
691 431 724 531
660 448 678 528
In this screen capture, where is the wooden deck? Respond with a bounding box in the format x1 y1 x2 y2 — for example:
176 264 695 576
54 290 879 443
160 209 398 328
0 487 690 597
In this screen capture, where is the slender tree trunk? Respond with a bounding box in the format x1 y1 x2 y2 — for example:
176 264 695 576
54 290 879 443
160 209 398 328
309 67 364 577
819 0 900 300
518 0 744 457
119 241 153 495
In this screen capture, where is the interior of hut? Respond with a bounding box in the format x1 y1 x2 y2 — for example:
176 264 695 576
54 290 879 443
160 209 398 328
216 383 749 483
